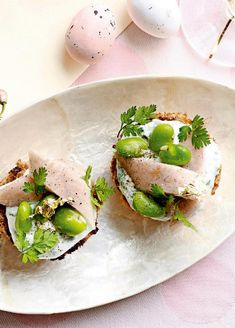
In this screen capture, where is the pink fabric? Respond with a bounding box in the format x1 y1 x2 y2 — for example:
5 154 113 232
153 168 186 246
1 19 235 328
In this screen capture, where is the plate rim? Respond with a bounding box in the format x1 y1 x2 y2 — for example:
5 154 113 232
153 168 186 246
0 75 234 315
1 74 234 125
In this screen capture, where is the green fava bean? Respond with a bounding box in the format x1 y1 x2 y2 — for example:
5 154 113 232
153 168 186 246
53 207 87 237
159 144 192 166
149 124 174 153
15 201 32 233
116 137 148 158
133 192 165 218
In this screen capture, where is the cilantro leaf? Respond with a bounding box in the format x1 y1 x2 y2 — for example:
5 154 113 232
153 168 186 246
191 114 204 129
33 167 47 186
82 167 114 208
22 182 35 193
82 165 92 187
151 184 177 216
35 185 45 195
22 167 48 196
14 228 59 264
192 126 211 149
121 106 136 125
95 177 114 203
90 195 102 208
134 105 156 125
174 210 197 231
165 194 175 213
151 184 167 199
177 115 211 149
123 125 143 137
91 177 114 207
22 249 38 264
118 105 157 138
178 125 192 142
33 228 44 243
149 185 197 232
14 231 29 250
32 229 59 254
166 194 175 205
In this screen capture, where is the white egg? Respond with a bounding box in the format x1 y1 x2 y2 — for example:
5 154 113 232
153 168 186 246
127 0 181 38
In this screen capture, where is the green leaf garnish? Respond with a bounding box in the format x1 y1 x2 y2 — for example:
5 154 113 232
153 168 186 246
121 106 136 125
166 194 175 205
93 177 114 207
22 249 38 264
33 167 47 186
22 167 48 196
151 184 167 199
14 231 29 250
122 125 143 137
22 182 35 193
134 105 156 125
117 105 156 138
151 184 176 214
35 185 45 195
83 166 114 208
90 195 102 208
32 229 59 254
174 210 197 232
82 165 92 187
178 115 211 149
15 228 59 264
192 129 211 150
178 125 192 142
150 184 197 231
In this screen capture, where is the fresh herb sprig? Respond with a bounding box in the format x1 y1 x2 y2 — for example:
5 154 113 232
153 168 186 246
151 184 168 200
83 166 114 208
23 167 48 195
151 183 197 231
15 228 59 264
174 211 197 232
178 115 211 149
117 105 156 138
92 177 114 207
82 165 92 186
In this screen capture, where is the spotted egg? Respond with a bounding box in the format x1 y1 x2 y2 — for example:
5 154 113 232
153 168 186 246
127 0 181 39
65 4 117 64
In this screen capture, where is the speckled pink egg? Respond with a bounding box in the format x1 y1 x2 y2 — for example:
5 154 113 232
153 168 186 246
65 4 117 64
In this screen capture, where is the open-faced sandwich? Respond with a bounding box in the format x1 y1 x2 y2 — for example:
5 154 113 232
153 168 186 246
111 105 221 230
0 151 113 263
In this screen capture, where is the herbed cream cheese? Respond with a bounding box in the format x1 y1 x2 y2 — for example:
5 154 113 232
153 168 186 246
116 161 170 222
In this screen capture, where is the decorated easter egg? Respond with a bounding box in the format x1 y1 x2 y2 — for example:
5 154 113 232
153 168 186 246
127 0 181 38
65 4 117 64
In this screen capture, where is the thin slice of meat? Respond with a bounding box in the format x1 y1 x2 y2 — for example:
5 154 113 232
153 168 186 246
117 155 210 200
182 138 204 173
0 170 39 206
29 151 96 228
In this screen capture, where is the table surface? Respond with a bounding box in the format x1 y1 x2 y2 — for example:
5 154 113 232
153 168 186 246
1 21 235 328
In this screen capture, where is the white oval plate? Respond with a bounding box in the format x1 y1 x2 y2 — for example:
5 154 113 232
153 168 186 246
0 76 234 314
